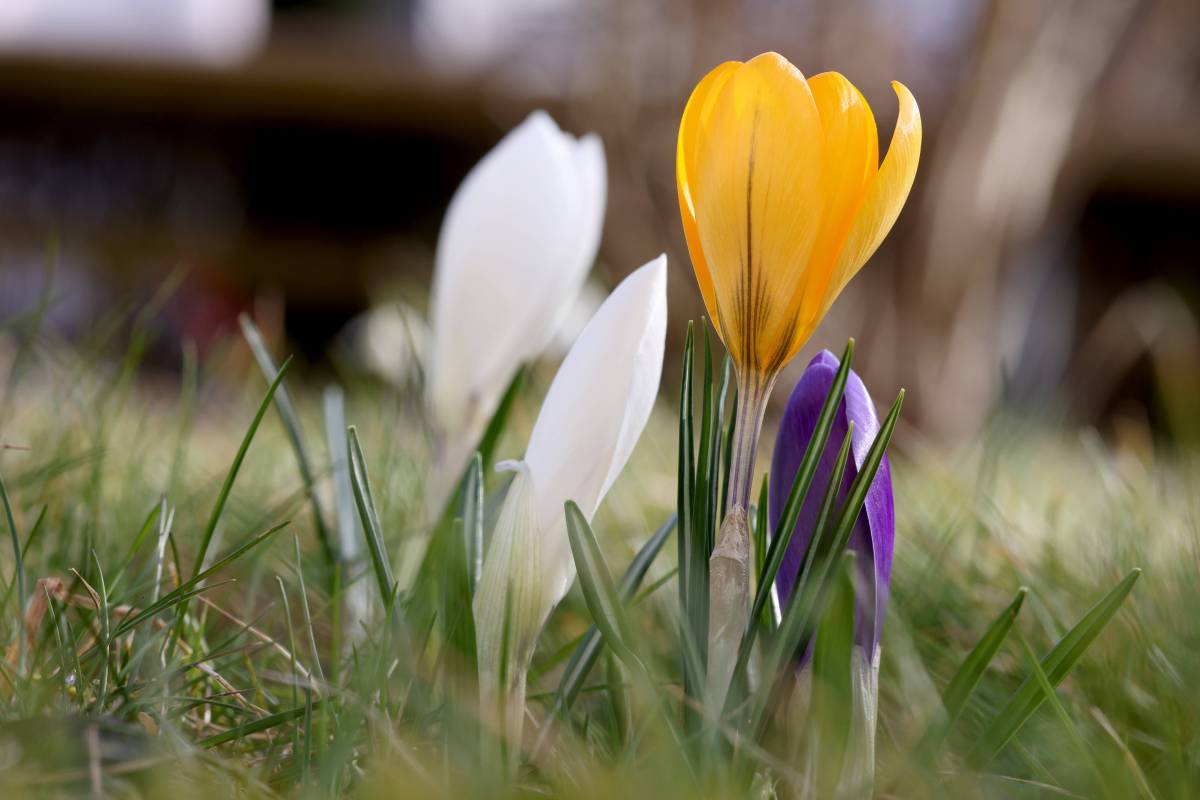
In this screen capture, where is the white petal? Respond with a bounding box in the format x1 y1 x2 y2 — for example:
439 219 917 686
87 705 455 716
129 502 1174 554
523 254 668 608
425 110 607 484
566 133 607 289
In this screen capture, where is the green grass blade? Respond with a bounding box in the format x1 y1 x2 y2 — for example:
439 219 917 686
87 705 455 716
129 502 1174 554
199 700 327 748
0 504 47 614
239 314 337 572
346 425 396 609
113 521 289 638
0 472 27 672
968 568 1141 768
293 536 326 686
191 355 293 580
107 501 162 594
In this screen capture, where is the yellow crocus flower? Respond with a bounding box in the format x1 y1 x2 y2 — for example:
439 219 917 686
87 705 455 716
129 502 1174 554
677 52 921 380
678 54 921 714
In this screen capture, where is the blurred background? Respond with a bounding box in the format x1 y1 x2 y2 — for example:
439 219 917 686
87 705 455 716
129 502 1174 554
0 0 1197 443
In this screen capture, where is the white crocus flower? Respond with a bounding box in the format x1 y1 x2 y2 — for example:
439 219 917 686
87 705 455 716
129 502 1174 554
474 255 667 753
425 110 606 517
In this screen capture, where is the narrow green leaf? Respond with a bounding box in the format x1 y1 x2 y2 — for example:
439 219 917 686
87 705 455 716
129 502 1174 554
462 454 484 596
536 514 675 746
113 521 289 638
293 536 326 686
749 388 903 735
199 700 327 748
693 322 718 559
917 588 1027 758
968 568 1141 767
944 588 1027 725
564 502 636 667
440 514 477 682
739 423 853 704
191 356 293 580
1014 630 1105 792
753 475 773 633
717 355 735 522
107 501 162 593
346 425 396 609
239 313 338 573
90 553 111 712
0 471 26 671
745 339 855 659
676 323 704 717
810 553 858 798
476 366 526 477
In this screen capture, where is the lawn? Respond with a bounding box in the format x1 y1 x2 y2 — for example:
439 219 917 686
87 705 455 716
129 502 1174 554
0 312 1194 799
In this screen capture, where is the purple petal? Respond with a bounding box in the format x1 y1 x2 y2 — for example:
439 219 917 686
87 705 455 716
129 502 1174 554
768 351 895 657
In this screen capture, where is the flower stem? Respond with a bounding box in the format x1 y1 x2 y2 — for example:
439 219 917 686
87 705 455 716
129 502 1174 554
726 371 774 513
705 370 774 721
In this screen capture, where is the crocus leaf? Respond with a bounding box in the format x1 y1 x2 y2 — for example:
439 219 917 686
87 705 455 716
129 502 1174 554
740 423 854 729
968 568 1141 767
810 553 858 799
748 388 903 736
676 323 705 716
942 588 1027 725
694 322 719 559
564 501 637 669
441 512 477 686
476 367 526 480
753 475 774 634
462 453 485 596
534 514 675 754
743 339 854 662
916 587 1027 759
717 354 735 522
1013 630 1102 787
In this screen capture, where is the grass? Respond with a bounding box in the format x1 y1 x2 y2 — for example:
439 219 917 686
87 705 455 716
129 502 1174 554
0 301 1197 799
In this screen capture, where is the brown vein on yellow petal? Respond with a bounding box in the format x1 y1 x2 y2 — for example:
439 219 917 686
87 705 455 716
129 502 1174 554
739 102 760 373
765 313 798 378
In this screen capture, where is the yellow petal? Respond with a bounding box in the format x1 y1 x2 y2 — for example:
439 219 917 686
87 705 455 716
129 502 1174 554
779 71 880 363
692 52 825 375
677 61 740 330
822 81 921 316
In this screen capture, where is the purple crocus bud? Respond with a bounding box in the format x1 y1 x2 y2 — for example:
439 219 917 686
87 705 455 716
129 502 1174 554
768 350 895 658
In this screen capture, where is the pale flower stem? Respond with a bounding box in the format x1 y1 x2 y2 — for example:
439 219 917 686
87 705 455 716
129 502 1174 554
725 371 774 513
705 370 774 720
